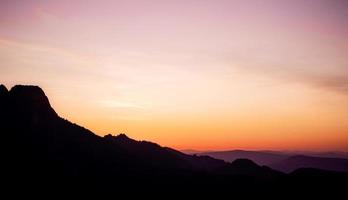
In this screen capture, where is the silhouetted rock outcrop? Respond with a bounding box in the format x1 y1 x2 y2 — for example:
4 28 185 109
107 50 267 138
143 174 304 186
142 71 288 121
0 85 9 129
9 85 57 119
0 84 8 96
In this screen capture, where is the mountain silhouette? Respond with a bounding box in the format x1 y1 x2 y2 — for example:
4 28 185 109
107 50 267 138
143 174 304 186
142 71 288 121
103 133 226 171
193 149 348 173
195 150 288 166
217 158 284 184
0 85 263 177
270 155 348 173
1 84 347 195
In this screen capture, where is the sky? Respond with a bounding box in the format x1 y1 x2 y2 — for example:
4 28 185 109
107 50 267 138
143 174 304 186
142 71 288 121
1 0 348 151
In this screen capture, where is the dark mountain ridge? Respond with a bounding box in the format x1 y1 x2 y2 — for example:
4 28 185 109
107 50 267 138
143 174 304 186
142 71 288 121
0 85 255 176
1 84 347 195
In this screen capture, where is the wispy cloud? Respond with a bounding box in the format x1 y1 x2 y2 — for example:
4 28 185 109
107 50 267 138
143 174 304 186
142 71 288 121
308 74 348 94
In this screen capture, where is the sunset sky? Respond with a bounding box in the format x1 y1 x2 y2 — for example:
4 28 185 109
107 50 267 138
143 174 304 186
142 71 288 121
1 0 348 151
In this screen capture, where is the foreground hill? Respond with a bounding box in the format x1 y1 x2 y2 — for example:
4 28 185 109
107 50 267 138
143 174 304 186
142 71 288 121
1 85 232 176
1 84 347 195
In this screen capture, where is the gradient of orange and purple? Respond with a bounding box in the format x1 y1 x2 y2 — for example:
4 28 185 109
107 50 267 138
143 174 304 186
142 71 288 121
1 0 348 151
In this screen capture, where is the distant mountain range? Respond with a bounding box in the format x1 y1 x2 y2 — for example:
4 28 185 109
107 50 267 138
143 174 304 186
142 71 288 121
185 150 348 173
270 155 348 173
189 150 288 166
1 84 347 195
